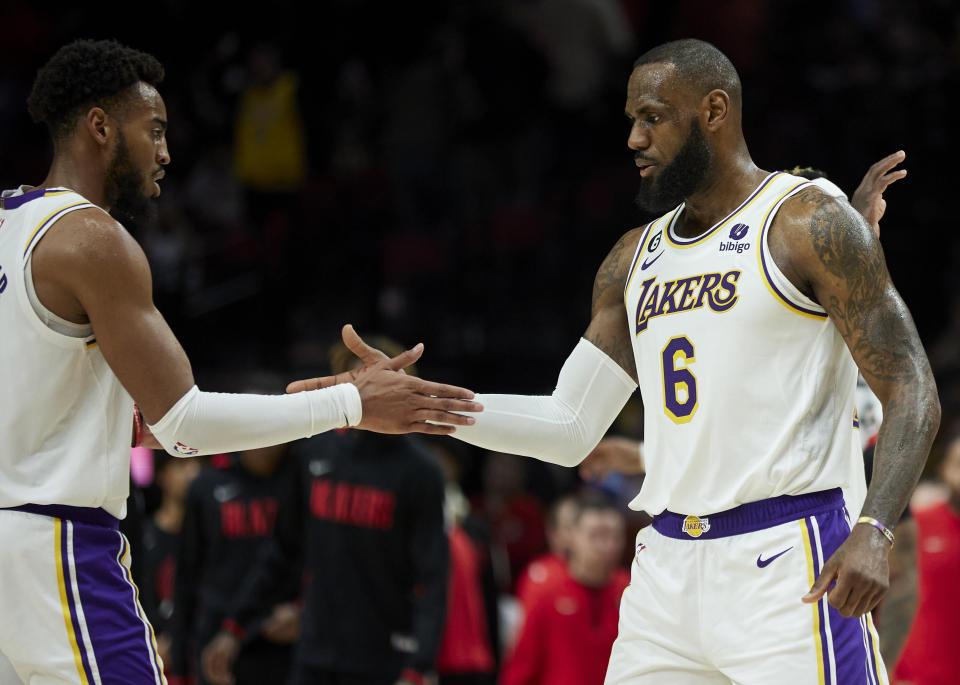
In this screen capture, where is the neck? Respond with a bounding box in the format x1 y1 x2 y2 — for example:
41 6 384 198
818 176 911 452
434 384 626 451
674 152 766 238
39 151 110 210
154 499 184 533
568 557 610 588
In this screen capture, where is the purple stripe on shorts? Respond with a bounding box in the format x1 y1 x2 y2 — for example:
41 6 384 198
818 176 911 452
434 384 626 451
652 488 844 539
805 517 833 685
61 520 98 684
4 504 118 529
69 521 161 684
814 507 883 684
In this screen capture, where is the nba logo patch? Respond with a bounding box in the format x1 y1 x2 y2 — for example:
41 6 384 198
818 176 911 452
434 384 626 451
636 543 647 555
174 442 199 456
682 515 710 538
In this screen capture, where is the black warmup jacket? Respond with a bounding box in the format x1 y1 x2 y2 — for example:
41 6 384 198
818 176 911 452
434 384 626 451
226 431 450 679
169 455 299 677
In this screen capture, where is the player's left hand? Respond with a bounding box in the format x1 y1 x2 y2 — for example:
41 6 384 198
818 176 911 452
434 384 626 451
802 522 890 618
850 149 906 238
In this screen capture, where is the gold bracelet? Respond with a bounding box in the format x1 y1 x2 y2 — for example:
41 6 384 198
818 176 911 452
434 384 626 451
857 516 895 546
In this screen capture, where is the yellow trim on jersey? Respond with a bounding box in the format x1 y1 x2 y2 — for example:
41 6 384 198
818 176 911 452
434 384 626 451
865 614 886 684
120 536 167 681
22 201 90 254
800 519 827 685
661 335 698 424
665 173 781 249
755 182 829 321
624 209 678 297
85 340 98 349
55 518 90 685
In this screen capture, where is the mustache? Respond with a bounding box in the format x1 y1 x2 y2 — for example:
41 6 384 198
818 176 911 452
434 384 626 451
634 153 656 165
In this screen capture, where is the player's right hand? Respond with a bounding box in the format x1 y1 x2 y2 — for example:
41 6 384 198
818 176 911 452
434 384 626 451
286 325 483 435
579 437 645 480
201 631 240 685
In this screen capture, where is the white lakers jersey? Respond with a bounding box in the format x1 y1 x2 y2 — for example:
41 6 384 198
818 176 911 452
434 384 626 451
623 172 861 516
0 186 133 518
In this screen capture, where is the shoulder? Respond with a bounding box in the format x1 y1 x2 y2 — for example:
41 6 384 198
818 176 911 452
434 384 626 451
597 225 648 277
591 225 649 310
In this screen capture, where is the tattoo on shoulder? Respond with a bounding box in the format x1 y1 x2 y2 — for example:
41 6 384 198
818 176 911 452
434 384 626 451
591 230 639 313
799 190 914 383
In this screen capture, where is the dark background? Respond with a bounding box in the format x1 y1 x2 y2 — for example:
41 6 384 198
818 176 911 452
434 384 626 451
3 0 958 468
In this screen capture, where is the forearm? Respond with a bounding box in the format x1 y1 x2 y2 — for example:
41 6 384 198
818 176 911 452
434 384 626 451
148 384 361 457
451 339 636 467
860 381 940 527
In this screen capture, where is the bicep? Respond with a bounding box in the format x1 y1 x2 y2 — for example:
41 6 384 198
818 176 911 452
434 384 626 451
49 213 195 423
786 192 928 402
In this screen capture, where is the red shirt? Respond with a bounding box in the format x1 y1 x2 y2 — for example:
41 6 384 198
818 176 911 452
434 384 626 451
436 526 495 674
894 501 960 685
515 553 566 612
499 565 630 685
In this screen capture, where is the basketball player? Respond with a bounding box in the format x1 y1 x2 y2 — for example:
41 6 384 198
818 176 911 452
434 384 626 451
0 40 480 685
319 40 939 683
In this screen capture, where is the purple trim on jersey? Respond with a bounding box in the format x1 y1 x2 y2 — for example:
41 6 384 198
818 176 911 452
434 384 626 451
3 504 119 529
62 521 163 683
60 520 99 684
667 172 780 246
757 182 829 319
652 488 843 539
0 187 49 210
813 507 885 684
805 516 833 685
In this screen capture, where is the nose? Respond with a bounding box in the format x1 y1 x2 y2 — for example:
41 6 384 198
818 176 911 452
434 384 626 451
627 121 650 152
157 139 170 166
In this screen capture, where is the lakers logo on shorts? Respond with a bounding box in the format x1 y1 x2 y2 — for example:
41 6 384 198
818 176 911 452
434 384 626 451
682 515 710 538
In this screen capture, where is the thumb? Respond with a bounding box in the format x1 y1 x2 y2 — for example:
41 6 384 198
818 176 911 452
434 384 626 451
385 343 424 372
342 324 384 365
802 559 837 603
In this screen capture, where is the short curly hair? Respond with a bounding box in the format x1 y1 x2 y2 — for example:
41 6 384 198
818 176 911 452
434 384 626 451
27 39 164 141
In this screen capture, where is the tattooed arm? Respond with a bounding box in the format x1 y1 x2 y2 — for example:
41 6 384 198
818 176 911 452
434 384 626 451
583 227 645 380
769 187 940 618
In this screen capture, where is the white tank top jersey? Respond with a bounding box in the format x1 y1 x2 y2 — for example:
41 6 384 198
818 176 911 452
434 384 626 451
0 186 133 518
624 172 861 516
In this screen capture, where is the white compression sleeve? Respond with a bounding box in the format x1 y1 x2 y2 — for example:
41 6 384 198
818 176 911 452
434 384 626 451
451 339 637 467
147 383 362 457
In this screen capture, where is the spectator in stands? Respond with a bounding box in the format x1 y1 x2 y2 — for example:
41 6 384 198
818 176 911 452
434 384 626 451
499 492 628 685
202 337 450 685
514 494 578 613
140 453 201 678
169 375 301 685
893 434 960 685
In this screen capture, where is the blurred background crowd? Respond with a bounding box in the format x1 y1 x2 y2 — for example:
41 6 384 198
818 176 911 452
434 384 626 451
2 0 959 683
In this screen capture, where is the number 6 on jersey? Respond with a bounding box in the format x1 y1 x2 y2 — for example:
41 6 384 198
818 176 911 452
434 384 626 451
661 336 698 424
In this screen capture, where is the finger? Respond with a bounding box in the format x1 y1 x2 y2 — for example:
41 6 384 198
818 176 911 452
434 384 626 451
342 324 390 364
870 150 906 176
411 409 477 425
877 169 907 190
286 375 338 393
407 421 458 435
408 379 477 400
802 562 837 603
384 343 425 372
827 574 858 615
414 396 484 413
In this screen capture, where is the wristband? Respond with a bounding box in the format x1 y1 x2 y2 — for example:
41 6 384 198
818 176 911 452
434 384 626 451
221 618 246 641
857 516 895 546
132 404 144 448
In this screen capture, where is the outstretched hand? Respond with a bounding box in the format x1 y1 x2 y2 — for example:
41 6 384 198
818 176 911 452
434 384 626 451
802 523 890 618
850 150 907 237
287 325 482 435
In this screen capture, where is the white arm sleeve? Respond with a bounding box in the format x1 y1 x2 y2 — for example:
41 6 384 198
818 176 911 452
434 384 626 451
451 339 637 467
147 383 362 457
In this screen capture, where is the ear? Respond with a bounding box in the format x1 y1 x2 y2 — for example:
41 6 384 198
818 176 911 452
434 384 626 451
83 107 111 146
701 89 731 132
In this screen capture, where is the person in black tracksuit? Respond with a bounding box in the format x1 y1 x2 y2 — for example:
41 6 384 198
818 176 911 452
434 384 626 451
169 447 300 685
203 429 450 685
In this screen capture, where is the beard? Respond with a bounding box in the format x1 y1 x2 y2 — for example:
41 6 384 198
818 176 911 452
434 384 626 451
634 117 713 215
105 131 157 229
